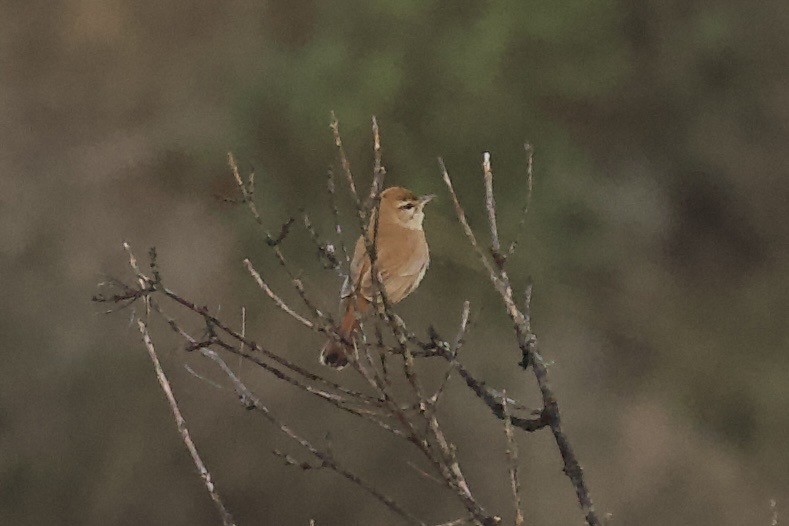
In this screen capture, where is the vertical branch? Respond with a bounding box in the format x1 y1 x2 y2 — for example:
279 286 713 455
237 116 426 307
430 301 471 407
228 152 263 226
482 152 501 260
329 111 362 218
237 306 246 381
507 143 534 257
136 319 237 526
123 241 152 318
438 159 502 288
303 212 343 276
327 169 352 268
501 391 524 526
367 116 387 211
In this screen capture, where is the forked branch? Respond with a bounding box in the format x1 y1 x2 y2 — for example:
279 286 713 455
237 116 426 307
439 153 600 526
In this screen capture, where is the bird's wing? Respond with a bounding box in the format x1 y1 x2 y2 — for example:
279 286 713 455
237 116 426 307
342 235 372 301
381 258 429 303
344 229 428 304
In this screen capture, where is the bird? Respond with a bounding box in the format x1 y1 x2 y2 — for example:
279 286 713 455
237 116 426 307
320 186 435 368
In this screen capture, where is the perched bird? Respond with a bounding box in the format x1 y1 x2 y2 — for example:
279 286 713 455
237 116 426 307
320 186 435 368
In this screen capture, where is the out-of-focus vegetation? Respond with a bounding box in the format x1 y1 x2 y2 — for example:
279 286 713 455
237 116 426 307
1 1 787 525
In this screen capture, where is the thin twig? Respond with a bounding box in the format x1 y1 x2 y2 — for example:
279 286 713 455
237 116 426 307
501 390 524 526
228 152 263 225
303 212 342 273
238 306 246 381
437 160 502 289
327 169 351 267
329 112 362 219
406 460 445 487
136 319 236 526
184 364 225 391
269 245 328 322
366 115 387 212
243 259 315 329
482 152 502 265
245 257 381 394
430 301 471 408
507 143 534 257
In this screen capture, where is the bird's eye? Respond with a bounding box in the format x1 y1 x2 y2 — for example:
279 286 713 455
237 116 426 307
400 203 415 210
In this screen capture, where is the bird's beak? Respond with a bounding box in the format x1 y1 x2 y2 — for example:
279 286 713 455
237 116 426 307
419 194 437 205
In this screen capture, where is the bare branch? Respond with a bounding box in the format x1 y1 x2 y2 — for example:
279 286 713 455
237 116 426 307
266 216 296 247
244 258 315 329
482 152 502 265
430 301 471 408
329 112 362 214
453 359 545 433
136 319 237 526
406 460 445 487
268 245 328 322
327 169 351 267
438 160 502 289
366 115 387 211
303 212 342 273
501 391 523 526
506 143 534 257
122 241 147 281
228 152 263 226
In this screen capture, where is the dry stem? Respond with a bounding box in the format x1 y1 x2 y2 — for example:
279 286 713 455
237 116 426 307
136 319 237 526
501 391 524 526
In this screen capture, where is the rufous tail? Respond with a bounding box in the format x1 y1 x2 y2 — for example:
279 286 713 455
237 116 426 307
319 296 369 369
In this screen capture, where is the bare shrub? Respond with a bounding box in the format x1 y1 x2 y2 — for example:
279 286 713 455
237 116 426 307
94 116 599 526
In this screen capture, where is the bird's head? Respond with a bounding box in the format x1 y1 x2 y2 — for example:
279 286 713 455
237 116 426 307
379 186 435 230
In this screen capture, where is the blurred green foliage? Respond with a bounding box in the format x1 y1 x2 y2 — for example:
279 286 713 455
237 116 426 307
232 0 788 441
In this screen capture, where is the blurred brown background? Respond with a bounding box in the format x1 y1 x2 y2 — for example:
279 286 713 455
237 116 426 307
1 1 788 525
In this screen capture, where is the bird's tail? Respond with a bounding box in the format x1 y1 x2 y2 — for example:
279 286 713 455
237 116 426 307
319 296 367 369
